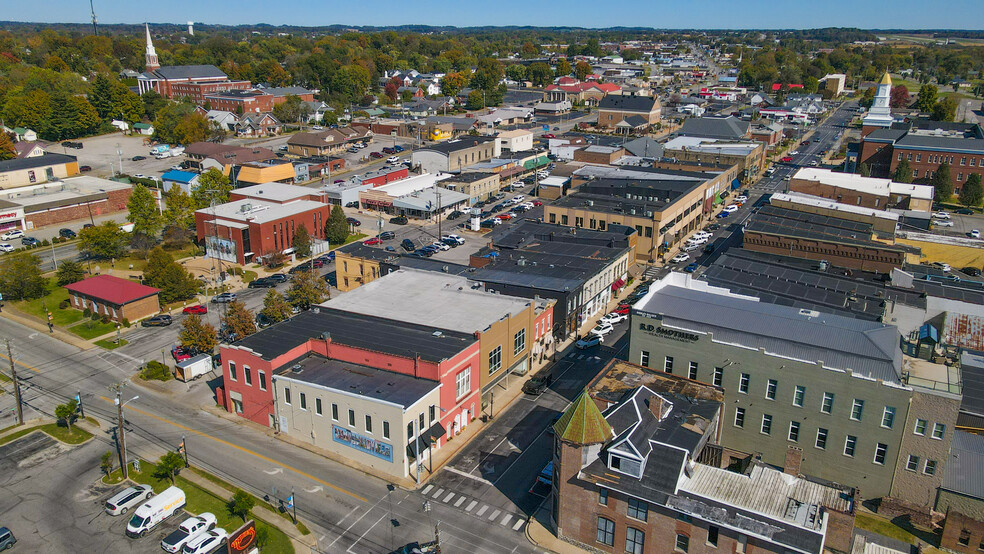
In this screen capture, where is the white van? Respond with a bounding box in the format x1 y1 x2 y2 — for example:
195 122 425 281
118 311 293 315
125 486 186 538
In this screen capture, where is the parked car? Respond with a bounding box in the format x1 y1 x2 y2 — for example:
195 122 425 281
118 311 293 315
683 243 700 252
933 211 951 220
670 253 690 263
722 204 739 214
447 210 463 220
715 211 731 219
182 529 228 554
182 305 207 315
735 195 748 203
363 237 382 246
393 145 405 152
934 220 954 227
171 346 193 362
1 229 23 241
613 304 631 316
542 133 555 139
956 208 975 215
105 484 154 516
962 267 983 277
522 373 554 395
58 228 77 239
442 234 465 245
210 292 237 304
345 201 359 208
590 322 614 337
160 513 217 553
932 262 952 272
601 312 628 325
430 241 450 251
0 527 14 550
248 277 278 288
972 230 982 239
703 243 716 254
380 231 396 240
576 335 603 349
21 236 40 246
142 315 173 327
382 147 396 154
707 223 721 231
312 258 326 269
268 273 290 283
346 217 362 227
79 165 93 172
131 155 146 161
390 216 408 225
317 251 335 263
684 262 699 273
387 156 400 164
0 243 12 253
780 156 793 162
369 151 384 159
401 239 416 252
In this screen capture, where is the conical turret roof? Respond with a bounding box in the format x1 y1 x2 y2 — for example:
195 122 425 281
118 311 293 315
553 390 613 445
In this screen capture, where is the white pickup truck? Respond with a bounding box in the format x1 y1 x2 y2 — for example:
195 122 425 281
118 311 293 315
160 513 216 553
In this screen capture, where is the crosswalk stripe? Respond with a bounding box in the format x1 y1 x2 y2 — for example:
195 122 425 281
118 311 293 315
422 485 433 495
454 497 466 507
466 501 478 512
476 505 488 516
500 514 512 526
512 519 525 531
488 509 501 521
443 492 455 503
433 488 444 498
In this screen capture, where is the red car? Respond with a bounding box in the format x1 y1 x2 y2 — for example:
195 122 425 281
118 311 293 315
781 156 793 162
542 133 556 139
497 213 513 220
532 200 543 207
312 258 325 268
613 304 631 315
363 237 382 246
171 346 193 362
370 151 383 159
183 305 207 315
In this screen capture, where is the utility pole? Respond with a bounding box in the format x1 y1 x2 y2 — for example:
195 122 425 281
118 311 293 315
111 382 129 479
5 340 23 425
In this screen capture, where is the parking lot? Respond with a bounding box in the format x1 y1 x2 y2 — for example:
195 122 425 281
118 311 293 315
0 431 192 553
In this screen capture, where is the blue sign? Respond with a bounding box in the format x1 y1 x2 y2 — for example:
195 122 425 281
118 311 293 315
286 495 294 510
332 424 393 462
542 124 549 131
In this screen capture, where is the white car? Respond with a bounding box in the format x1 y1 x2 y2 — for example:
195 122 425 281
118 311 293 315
430 241 450 251
972 230 981 239
692 230 712 240
933 211 951 220
161 513 217 553
0 243 12 253
687 236 708 246
723 205 739 213
934 220 954 227
932 262 952 272
521 202 535 210
182 529 228 554
0 229 23 241
790 150 799 155
512 194 526 203
387 156 400 163
601 312 628 325
735 195 748 203
589 322 614 337
312 125 324 130
683 243 700 252
442 234 465 245
134 174 147 179
671 252 691 263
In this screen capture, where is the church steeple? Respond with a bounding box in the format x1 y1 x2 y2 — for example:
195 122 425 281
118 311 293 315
862 72 894 131
144 23 159 72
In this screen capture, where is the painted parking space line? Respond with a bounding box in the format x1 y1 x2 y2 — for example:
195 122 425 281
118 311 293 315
443 492 455 503
512 519 525 531
477 505 488 517
432 488 445 498
422 485 433 495
466 501 478 512
500 514 512 526
454 496 466 507
488 508 501 521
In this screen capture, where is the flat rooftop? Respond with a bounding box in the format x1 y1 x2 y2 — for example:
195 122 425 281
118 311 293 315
373 173 441 197
199 199 325 225
792 167 933 201
322 269 532 334
557 177 704 214
663 136 760 155
770 192 900 222
746 205 909 252
635 273 903 383
277 354 439 408
232 182 315 202
229 308 476 363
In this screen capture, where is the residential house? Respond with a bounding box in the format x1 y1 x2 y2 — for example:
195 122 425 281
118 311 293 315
236 113 282 137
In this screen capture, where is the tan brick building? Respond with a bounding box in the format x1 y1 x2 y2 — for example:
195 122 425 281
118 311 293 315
788 167 933 212
572 145 626 165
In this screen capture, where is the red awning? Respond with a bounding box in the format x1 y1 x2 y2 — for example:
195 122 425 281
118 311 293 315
611 278 625 291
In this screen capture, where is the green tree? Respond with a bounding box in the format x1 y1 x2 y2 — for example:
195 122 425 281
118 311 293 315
574 60 592 82
528 62 554 87
222 300 257 339
153 451 185 484
100 450 115 476
931 162 954 202
152 102 196 144
89 74 117 120
78 222 128 259
555 59 572 78
0 132 16 161
179 314 218 354
126 184 163 239
172 112 210 145
915 84 939 113
192 168 233 209
440 72 468 97
286 268 330 310
227 489 256 522
143 246 199 303
520 41 539 59
470 58 504 93
959 173 983 207
55 260 86 286
0 254 45 301
859 86 876 109
931 97 957 122
141 90 168 120
894 158 913 183
164 184 196 230
260 289 292 324
505 65 527 82
272 94 308 124
803 76 819 94
54 399 78 434
143 246 175 287
3 89 52 131
292 224 312 257
858 163 871 177
324 205 350 245
42 93 100 140
466 90 485 111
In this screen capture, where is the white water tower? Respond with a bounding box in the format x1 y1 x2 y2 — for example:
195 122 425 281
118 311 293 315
187 21 194 36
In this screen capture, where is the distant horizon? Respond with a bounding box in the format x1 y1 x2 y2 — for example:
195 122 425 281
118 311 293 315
2 0 983 31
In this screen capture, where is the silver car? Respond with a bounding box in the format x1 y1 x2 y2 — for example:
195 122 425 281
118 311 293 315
105 484 154 516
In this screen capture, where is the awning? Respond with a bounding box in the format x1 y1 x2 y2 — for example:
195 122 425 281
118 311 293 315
406 422 447 460
523 155 549 169
731 178 742 190
610 278 625 291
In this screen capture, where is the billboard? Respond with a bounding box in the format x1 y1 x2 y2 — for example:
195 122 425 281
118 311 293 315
227 520 257 554
206 236 238 263
332 424 393 462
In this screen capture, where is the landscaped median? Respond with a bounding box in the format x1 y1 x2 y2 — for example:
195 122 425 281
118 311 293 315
0 421 94 446
103 460 299 554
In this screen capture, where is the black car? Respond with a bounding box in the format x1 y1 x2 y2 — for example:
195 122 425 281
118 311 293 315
346 217 362 227
268 273 289 283
956 208 976 215
447 210 463 220
323 271 337 287
390 216 408 225
289 262 314 274
58 228 76 239
401 238 415 252
141 314 173 327
382 147 396 154
256 313 273 328
442 238 459 248
345 201 359 208
248 277 278 288
20 237 39 246
404 251 426 259
703 243 715 254
380 231 396 240
962 267 983 277
707 223 721 231
523 373 554 395
413 248 433 257
131 155 146 161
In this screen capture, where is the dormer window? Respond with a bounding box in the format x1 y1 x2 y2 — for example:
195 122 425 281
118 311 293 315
610 455 621 470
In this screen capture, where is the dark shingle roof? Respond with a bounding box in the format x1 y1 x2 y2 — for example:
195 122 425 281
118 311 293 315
598 95 659 113
679 115 750 140
0 153 76 172
153 65 227 80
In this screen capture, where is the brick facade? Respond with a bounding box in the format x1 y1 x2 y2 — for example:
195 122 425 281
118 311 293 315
167 80 252 103
194 202 332 265
942 511 984 554
890 389 960 509
573 148 627 165
742 229 909 273
69 287 160 324
25 187 133 228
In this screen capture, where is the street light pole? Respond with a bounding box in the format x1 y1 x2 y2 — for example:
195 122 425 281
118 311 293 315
5 339 23 425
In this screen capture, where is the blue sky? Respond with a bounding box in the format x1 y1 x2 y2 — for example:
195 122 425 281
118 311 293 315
4 0 983 29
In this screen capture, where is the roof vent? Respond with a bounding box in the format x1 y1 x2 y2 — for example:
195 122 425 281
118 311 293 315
292 364 303 373
432 331 443 337
798 309 820 318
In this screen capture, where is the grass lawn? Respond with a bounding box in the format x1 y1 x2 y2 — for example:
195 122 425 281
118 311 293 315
341 233 367 246
11 279 84 327
39 422 93 444
68 319 119 340
855 511 939 547
105 461 294 554
95 338 128 350
188 467 310 535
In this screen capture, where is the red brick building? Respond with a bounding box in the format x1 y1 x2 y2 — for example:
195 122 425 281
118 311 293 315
205 90 275 114
194 198 331 265
167 80 252 103
859 121 984 190
552 360 857 554
64 275 161 324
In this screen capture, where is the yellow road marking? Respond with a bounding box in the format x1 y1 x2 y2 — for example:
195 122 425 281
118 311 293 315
0 352 41 373
99 396 367 502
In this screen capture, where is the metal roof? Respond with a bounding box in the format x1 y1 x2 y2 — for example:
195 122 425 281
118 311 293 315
554 391 613 445
636 282 904 383
960 350 984 418
943 430 984 500
152 65 227 80
276 354 439 408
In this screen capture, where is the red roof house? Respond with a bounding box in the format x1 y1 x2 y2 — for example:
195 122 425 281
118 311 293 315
64 274 162 324
771 83 804 92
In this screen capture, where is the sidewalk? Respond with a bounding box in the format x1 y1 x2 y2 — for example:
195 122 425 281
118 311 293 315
526 502 592 554
0 305 93 350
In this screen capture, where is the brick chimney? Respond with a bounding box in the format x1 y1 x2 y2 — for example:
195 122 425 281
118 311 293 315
785 445 803 476
648 394 669 420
